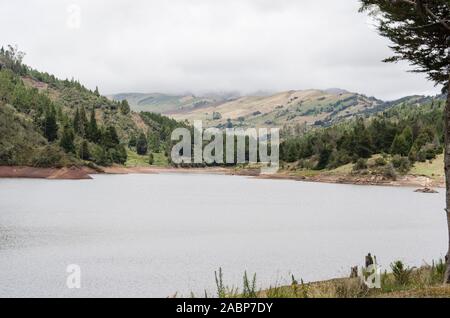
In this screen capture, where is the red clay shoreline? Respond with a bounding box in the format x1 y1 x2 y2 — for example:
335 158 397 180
0 166 96 180
0 165 444 189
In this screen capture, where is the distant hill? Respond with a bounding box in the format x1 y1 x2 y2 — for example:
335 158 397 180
108 92 235 114
111 89 384 128
112 89 441 129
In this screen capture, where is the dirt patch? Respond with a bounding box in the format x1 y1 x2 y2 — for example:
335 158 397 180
0 166 95 180
1 165 445 188
103 166 232 175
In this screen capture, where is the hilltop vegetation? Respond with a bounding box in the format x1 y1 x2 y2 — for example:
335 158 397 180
279 96 445 176
0 45 185 168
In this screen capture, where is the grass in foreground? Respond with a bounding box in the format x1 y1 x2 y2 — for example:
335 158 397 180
187 259 450 298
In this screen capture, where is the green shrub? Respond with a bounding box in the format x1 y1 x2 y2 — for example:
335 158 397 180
31 145 69 168
382 163 397 180
391 155 411 174
375 157 387 166
430 259 446 284
242 271 258 298
391 261 413 286
91 145 111 166
149 152 154 165
353 158 368 172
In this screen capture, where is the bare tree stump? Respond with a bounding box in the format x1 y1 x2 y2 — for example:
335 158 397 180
350 266 358 278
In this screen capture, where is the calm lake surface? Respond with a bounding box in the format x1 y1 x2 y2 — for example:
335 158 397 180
0 173 447 297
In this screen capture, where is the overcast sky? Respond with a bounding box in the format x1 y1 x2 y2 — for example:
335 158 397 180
0 0 442 100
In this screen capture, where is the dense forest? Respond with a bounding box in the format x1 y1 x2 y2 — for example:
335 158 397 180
280 96 445 174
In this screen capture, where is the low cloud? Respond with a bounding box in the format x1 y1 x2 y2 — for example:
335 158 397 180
0 0 441 100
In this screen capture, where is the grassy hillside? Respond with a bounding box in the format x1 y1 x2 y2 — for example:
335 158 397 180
0 103 75 167
169 89 384 128
114 88 440 132
110 92 225 114
0 46 186 168
411 154 445 180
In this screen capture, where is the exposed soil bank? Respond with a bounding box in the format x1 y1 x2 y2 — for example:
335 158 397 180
104 166 445 189
0 165 444 189
256 171 445 189
0 166 96 180
102 166 233 176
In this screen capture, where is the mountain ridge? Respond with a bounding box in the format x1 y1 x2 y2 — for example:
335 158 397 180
109 89 440 129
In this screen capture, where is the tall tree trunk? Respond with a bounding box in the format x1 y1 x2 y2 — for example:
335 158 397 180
445 78 450 284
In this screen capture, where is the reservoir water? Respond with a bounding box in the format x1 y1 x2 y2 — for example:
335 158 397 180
0 173 446 297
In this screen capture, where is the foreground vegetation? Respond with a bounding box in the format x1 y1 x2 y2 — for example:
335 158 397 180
188 259 450 298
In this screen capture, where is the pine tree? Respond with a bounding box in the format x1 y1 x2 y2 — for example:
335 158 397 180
128 134 137 149
353 118 373 158
79 140 91 160
79 106 88 134
94 86 100 97
136 132 148 155
119 100 131 115
44 106 58 142
73 108 81 134
87 108 99 142
149 152 154 165
360 0 450 283
102 126 120 149
391 127 414 156
60 127 75 153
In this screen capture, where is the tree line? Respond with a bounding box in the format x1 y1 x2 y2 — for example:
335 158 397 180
280 98 445 171
0 46 129 167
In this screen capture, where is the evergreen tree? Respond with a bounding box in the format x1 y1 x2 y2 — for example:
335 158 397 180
94 86 100 97
60 127 75 153
119 100 131 115
102 126 120 149
360 0 450 283
391 127 414 156
44 106 58 142
136 132 148 155
73 108 81 135
353 118 373 158
149 152 154 165
108 144 127 164
79 140 91 160
148 131 160 151
315 147 332 170
128 134 137 149
79 106 88 132
87 108 100 142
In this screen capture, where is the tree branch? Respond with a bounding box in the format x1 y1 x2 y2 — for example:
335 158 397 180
392 0 450 33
